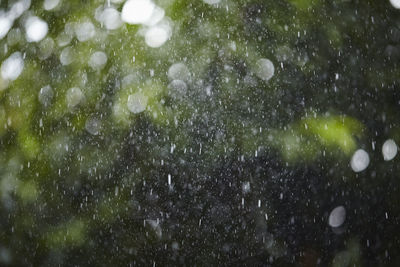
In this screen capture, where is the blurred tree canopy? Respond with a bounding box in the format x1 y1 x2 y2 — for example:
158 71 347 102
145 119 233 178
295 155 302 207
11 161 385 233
0 0 400 265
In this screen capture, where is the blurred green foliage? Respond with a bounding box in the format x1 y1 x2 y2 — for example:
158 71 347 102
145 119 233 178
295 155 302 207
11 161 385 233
0 0 399 266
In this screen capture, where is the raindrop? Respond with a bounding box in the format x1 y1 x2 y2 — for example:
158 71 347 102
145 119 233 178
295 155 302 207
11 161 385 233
254 58 275 81
146 219 162 238
0 247 11 265
44 0 61 11
25 16 48 42
1 52 24 81
7 28 22 46
350 149 370 172
127 92 148 114
145 24 171 48
390 0 400 9
99 8 122 30
121 0 156 25
66 87 84 109
382 139 397 161
89 51 108 70
57 26 73 47
85 117 101 135
168 62 190 81
0 15 13 39
9 1 30 20
171 242 179 250
75 21 95 42
328 206 346 228
38 85 54 107
168 174 171 185
143 6 165 26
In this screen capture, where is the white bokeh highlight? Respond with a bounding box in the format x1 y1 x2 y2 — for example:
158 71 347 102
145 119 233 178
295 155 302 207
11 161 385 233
328 206 346 228
382 139 398 161
390 0 400 9
1 52 24 81
350 149 370 172
255 58 275 81
121 0 156 25
44 0 61 10
25 16 48 42
127 92 148 114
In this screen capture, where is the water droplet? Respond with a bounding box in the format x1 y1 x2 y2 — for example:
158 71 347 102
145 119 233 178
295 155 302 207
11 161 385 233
44 0 61 11
145 24 171 48
145 219 162 238
66 87 84 109
254 58 275 81
168 62 190 81
89 51 107 70
121 0 156 25
60 46 74 65
242 181 251 194
0 15 13 39
75 21 95 42
143 6 165 26
38 37 55 60
328 206 346 228
97 7 123 30
350 149 370 172
1 52 24 81
9 1 30 20
168 80 187 100
127 92 148 114
85 117 101 135
390 0 400 9
203 0 221 4
38 85 54 107
25 16 48 42
382 139 397 161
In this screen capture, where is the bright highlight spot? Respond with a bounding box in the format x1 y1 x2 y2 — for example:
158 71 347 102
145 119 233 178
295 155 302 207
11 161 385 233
390 0 400 9
350 149 370 172
242 181 251 194
145 24 170 48
85 117 101 135
38 37 55 60
121 0 156 25
9 0 30 20
143 6 165 26
382 139 397 161
25 16 48 42
168 80 187 100
60 47 74 65
1 52 24 81
329 206 346 228
168 63 190 81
